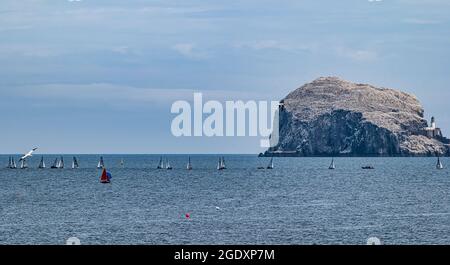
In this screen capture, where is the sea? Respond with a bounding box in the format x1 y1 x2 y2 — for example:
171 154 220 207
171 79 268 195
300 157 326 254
0 154 449 245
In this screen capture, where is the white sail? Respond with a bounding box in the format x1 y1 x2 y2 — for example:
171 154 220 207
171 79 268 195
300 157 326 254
7 156 11 168
120 158 124 168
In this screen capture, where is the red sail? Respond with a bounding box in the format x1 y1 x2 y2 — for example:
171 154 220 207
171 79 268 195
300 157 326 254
100 168 110 183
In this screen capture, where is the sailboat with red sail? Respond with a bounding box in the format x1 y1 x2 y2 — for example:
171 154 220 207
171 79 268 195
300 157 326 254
100 168 112 184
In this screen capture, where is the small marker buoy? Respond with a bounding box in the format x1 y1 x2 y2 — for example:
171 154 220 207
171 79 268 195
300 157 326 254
185 213 191 219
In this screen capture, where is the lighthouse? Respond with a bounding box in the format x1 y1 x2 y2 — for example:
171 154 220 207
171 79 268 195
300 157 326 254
431 117 436 129
424 116 443 138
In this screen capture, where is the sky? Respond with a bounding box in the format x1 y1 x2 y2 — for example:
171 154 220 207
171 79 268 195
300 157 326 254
0 0 449 154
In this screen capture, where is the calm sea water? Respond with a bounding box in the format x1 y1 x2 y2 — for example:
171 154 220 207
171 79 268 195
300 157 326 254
0 155 449 245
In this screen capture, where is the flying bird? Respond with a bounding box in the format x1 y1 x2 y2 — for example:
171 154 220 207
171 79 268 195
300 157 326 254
20 147 38 161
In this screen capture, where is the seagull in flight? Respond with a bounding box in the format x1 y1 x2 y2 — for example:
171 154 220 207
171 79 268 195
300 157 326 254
20 147 38 161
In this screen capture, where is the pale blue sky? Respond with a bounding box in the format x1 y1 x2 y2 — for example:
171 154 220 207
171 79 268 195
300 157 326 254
1 0 449 154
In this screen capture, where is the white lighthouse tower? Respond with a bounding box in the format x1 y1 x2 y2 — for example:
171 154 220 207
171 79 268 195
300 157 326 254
431 116 436 129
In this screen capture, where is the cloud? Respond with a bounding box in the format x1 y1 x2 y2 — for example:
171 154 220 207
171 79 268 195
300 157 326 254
234 40 316 54
5 83 277 107
172 43 209 59
336 47 378 61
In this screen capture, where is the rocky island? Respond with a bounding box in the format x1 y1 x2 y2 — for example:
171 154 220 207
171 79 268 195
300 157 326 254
264 77 450 157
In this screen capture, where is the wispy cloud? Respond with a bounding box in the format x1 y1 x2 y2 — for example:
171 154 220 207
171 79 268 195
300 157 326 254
172 43 209 59
6 83 277 107
234 40 316 54
336 47 378 62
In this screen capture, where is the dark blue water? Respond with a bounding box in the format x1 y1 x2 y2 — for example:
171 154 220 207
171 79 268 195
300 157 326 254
0 155 449 245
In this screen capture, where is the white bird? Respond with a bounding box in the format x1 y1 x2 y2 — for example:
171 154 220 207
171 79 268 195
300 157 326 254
20 147 38 161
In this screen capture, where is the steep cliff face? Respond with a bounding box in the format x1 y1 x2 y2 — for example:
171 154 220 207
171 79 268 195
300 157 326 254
266 77 449 156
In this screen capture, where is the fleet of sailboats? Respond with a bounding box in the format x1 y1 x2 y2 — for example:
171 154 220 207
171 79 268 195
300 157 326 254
3 155 450 173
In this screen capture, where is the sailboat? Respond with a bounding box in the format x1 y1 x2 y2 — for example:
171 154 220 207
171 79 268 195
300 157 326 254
267 157 274 169
157 157 164 169
72 157 79 169
51 158 59 169
97 156 105 169
7 156 16 169
38 156 46 169
59 156 65 169
218 157 226 170
437 156 444 170
11 157 17 169
187 157 193 170
329 158 336 170
166 159 173 170
20 159 28 169
12 157 17 169
100 168 112 184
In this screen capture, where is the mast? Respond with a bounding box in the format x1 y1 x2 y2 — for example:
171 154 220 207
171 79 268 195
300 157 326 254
8 156 11 168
